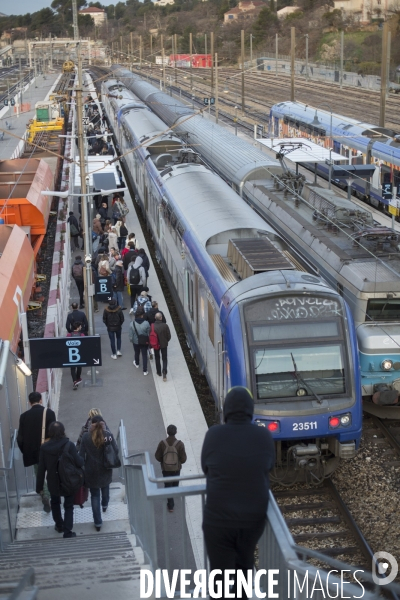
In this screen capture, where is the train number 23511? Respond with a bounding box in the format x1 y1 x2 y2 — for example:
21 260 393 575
293 421 318 431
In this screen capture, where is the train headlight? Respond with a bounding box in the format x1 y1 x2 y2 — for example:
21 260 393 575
381 359 393 371
254 419 266 427
296 388 307 397
329 416 340 428
267 421 280 433
340 414 351 426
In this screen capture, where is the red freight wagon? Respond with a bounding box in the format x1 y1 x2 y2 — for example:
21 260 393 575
169 54 212 68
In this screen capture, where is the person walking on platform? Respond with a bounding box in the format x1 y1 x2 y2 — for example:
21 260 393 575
71 255 85 308
129 307 150 375
147 301 166 325
79 416 119 532
155 425 187 513
108 226 118 251
36 422 84 538
133 290 151 314
116 219 128 251
122 241 137 269
127 256 146 313
138 248 150 279
93 215 103 236
17 392 56 514
98 202 108 227
112 260 126 310
67 322 85 390
76 408 107 451
67 211 82 250
103 298 124 359
201 387 275 599
153 313 171 381
66 302 88 334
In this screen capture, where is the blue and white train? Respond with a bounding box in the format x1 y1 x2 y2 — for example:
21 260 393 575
112 67 400 407
269 101 400 210
100 77 362 483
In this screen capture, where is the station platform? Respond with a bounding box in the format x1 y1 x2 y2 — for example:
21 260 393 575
16 167 208 580
0 73 60 161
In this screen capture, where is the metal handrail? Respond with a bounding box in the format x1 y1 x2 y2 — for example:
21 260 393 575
0 430 17 472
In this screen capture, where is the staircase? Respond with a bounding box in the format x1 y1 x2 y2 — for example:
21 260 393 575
0 483 149 600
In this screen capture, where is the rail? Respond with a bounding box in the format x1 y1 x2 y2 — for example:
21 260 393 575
117 419 400 598
0 430 18 547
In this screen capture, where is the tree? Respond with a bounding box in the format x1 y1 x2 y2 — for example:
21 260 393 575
252 7 278 43
51 0 86 24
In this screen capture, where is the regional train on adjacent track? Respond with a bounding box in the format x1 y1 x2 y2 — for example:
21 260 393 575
269 101 400 211
100 76 362 483
110 66 400 407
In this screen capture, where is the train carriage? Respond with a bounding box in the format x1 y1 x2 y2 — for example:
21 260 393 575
101 77 362 483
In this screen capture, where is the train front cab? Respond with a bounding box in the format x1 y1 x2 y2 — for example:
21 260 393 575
223 282 362 481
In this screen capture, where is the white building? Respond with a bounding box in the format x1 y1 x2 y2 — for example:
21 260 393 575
333 0 389 22
78 7 107 26
154 0 175 5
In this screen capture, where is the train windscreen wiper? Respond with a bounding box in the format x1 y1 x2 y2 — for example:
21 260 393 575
290 353 323 404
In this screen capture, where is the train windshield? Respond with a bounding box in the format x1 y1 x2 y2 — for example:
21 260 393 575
366 298 400 322
244 294 348 402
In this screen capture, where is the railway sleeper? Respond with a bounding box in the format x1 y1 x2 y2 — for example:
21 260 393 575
293 529 350 542
279 501 336 513
285 516 341 526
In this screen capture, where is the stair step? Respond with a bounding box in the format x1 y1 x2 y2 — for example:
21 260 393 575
17 503 128 529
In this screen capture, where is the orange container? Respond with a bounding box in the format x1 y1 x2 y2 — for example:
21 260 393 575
0 225 34 352
0 158 54 256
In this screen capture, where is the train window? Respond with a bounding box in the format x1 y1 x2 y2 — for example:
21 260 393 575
252 321 339 342
208 300 215 346
185 271 194 319
366 298 400 322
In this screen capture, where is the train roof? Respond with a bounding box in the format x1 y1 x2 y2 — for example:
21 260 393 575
112 66 283 186
161 163 277 247
249 180 400 293
120 103 183 151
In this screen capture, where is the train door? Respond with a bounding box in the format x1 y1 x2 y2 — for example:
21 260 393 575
198 278 208 366
217 335 226 420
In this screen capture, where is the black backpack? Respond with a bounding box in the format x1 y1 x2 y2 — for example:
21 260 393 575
56 442 84 495
129 267 140 285
120 225 128 237
72 263 83 279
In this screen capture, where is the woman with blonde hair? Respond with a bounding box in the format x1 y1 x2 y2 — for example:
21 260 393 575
76 409 106 451
78 416 119 531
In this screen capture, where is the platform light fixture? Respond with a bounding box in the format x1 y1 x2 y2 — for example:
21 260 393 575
16 358 32 377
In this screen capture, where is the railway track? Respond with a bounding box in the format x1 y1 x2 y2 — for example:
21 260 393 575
134 64 400 130
363 415 400 468
274 479 373 567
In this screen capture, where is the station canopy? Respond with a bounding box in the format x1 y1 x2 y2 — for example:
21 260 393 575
258 137 345 164
74 156 120 190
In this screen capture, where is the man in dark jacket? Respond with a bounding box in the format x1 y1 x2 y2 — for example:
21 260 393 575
153 313 171 381
17 391 56 513
98 202 108 226
65 302 88 334
122 242 137 271
146 301 166 325
67 211 82 250
112 260 126 310
71 255 85 309
103 298 124 359
155 424 187 513
201 387 275 599
138 248 150 278
36 422 84 538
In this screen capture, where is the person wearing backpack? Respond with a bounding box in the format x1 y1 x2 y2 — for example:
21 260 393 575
128 307 150 375
98 254 111 277
112 260 126 310
155 425 187 513
36 422 84 538
67 322 85 389
78 416 119 531
153 313 171 382
127 256 146 312
71 255 85 309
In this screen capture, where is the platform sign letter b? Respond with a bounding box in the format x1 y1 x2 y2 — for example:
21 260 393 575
69 348 81 363
100 282 107 293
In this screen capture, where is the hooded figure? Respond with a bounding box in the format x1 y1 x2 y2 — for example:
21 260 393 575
103 298 124 358
201 387 275 599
